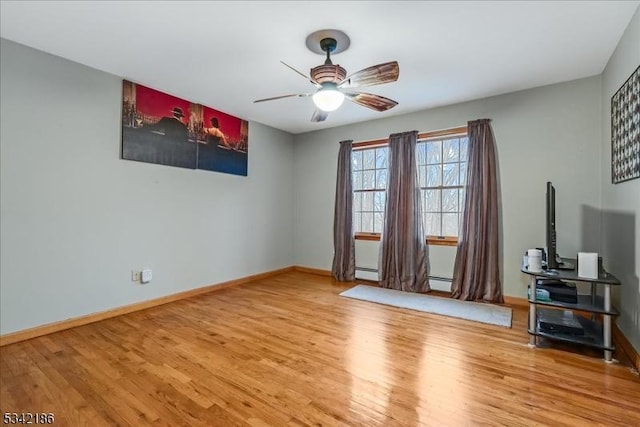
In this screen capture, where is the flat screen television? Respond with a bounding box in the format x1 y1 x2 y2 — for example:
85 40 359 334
545 181 574 270
546 182 559 269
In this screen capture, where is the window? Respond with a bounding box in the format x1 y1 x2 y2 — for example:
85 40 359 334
352 127 468 245
352 145 388 236
417 134 469 241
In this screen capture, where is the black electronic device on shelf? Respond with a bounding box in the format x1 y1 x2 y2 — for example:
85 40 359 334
536 279 578 304
545 182 574 271
537 308 584 336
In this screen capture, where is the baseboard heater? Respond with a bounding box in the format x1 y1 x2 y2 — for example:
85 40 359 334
355 267 378 281
355 267 452 292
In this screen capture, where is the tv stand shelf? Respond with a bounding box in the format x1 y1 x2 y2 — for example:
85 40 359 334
521 257 621 361
527 294 619 316
529 311 613 351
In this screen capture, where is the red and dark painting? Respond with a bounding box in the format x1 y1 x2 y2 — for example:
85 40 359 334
122 80 248 176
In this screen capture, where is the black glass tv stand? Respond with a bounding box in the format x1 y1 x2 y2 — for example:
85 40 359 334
521 257 620 362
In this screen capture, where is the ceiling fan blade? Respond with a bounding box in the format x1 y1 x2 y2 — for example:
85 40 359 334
345 92 398 112
311 109 329 122
253 93 310 103
281 61 321 87
338 61 399 89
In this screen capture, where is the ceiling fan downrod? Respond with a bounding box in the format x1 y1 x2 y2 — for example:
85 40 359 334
320 38 337 65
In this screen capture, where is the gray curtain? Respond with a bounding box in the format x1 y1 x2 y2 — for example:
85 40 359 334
379 131 430 292
451 119 503 302
331 140 356 281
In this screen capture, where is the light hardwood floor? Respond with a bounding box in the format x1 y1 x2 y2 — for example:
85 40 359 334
1 271 639 426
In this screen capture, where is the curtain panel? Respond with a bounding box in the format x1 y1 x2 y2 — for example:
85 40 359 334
331 140 356 281
379 131 430 292
451 119 503 302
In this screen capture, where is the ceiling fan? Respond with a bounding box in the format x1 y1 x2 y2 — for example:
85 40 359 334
253 31 400 122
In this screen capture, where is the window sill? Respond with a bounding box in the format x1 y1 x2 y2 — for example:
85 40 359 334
426 236 458 247
354 233 458 247
354 233 381 241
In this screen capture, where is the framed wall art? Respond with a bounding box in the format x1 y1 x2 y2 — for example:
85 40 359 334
611 65 639 184
121 80 249 176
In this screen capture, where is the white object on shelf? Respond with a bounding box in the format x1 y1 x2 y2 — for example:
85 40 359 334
141 269 152 284
527 249 542 272
578 252 598 279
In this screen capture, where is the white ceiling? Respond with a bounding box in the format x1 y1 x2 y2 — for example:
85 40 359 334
1 1 638 134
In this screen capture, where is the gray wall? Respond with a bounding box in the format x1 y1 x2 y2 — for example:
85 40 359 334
293 76 603 298
600 7 640 354
0 39 295 335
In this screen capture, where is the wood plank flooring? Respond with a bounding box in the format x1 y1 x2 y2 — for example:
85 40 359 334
1 271 639 426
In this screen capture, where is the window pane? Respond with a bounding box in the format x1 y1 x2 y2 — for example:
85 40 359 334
443 163 459 186
426 141 441 164
443 138 459 163
460 137 469 161
353 212 362 233
376 169 387 189
362 212 373 232
416 143 427 165
425 213 441 236
353 191 362 212
459 162 467 186
420 189 427 214
443 213 459 236
352 151 362 171
363 149 375 169
443 189 459 212
374 191 386 212
376 147 388 168
352 170 363 190
427 165 442 187
363 170 375 190
418 165 426 188
460 188 466 212
362 191 374 212
374 212 384 233
426 189 441 212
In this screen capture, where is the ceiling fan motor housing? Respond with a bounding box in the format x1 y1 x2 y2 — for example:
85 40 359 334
311 64 347 84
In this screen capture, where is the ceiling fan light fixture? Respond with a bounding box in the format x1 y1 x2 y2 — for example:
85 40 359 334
312 83 344 112
254 30 399 122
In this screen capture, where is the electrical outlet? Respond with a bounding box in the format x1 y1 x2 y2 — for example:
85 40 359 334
141 269 152 284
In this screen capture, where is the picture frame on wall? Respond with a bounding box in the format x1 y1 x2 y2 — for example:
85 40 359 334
611 65 639 184
121 80 249 176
